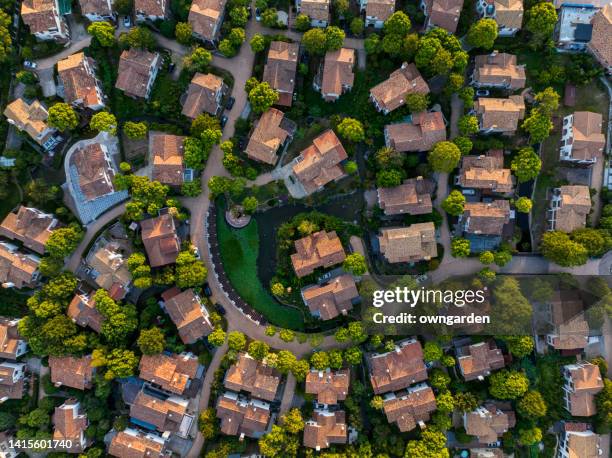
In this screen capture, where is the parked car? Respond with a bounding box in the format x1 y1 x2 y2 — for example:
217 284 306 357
220 115 228 129
23 60 37 69
225 96 235 110
203 283 212 297
215 303 226 315
168 62 176 73
123 16 132 28
247 6 252 19
475 89 490 97
255 8 261 21
193 246 200 260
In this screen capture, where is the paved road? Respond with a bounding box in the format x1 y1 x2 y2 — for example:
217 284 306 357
34 36 92 70
279 373 296 416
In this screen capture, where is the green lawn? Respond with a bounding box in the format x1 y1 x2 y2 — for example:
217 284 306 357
216 200 305 330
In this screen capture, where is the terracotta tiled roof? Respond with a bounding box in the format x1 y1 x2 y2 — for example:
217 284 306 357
365 0 395 21
67 293 104 333
464 404 515 444
382 385 437 432
3 98 53 145
370 63 429 113
150 134 186 186
0 363 25 401
245 108 295 165
79 0 112 16
564 363 604 417
563 429 608 458
21 0 64 35
384 111 446 152
224 352 281 401
459 150 513 193
135 0 166 17
0 206 56 255
0 244 40 289
318 48 355 99
473 53 526 90
300 0 330 22
475 95 525 133
53 400 87 453
263 41 299 107
292 129 348 194
457 341 505 381
182 73 225 118
305 369 350 405
116 49 159 99
71 143 115 201
215 393 270 437
87 241 131 299
0 319 24 360
492 0 523 31
302 274 358 320
425 0 463 33
188 0 227 42
141 214 180 267
377 177 434 215
368 339 428 394
462 200 510 236
569 111 605 162
130 390 189 433
57 53 103 108
303 410 347 450
379 223 437 264
109 429 169 458
588 4 612 71
161 288 214 344
139 353 199 395
554 185 591 233
49 355 94 390
290 230 346 278
546 290 589 351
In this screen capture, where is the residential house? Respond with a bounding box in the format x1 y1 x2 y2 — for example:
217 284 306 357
224 352 281 402
53 400 88 453
367 338 428 394
384 111 446 152
57 52 105 110
188 0 227 44
378 223 438 264
421 0 463 33
460 200 512 252
0 242 41 289
0 206 57 255
559 111 605 164
182 73 226 118
0 362 26 403
291 129 348 195
549 185 591 233
296 0 331 27
130 389 194 438
290 230 346 278
116 49 161 100
160 288 214 343
263 41 299 107
139 352 201 395
476 0 523 36
305 368 350 405
382 384 437 432
313 48 355 101
135 0 167 22
49 355 94 390
377 177 435 216
301 274 359 320
588 4 612 73
0 433 18 458
0 318 28 360
457 341 505 381
557 423 609 458
370 63 430 114
108 428 171 458
542 290 590 353
245 108 296 165
303 410 347 450
556 5 597 51
474 96 525 134
3 99 58 150
79 0 114 21
150 133 189 187
464 404 516 445
67 292 104 332
21 0 69 41
215 392 271 439
140 213 181 267
359 0 395 28
472 52 526 90
562 362 604 417
85 240 132 300
458 150 514 195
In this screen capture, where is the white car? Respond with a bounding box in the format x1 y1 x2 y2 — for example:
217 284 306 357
193 246 201 259
123 16 132 28
24 60 37 69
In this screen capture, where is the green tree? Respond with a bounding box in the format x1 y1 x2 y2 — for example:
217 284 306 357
94 289 137 344
123 121 148 139
535 87 560 114
337 117 365 142
0 12 10 63
364 33 380 54
515 196 533 213
375 146 403 169
325 26 345 51
271 282 285 296
87 22 116 46
350 17 364 36
137 328 165 355
92 348 139 380
454 392 478 412
248 81 279 113
334 327 349 342
208 327 226 346
511 147 541 183
541 231 588 267
376 169 403 187
423 342 443 362
518 391 547 418
404 429 449 458
310 351 330 370
119 26 155 49
428 141 461 172
282 408 304 434
184 47 212 72
227 330 247 351
405 93 429 113
90 111 117 135
248 340 270 360
522 108 553 143
343 346 362 365
198 408 218 439
489 369 529 400
279 329 295 342
503 336 534 358
258 425 300 457
343 253 367 275
594 378 611 431
466 18 498 49
295 14 310 31
45 225 84 259
275 350 298 374
218 39 237 57
183 137 208 170
525 2 557 47
127 252 152 288
571 228 610 257
383 11 411 36
175 250 208 288
241 196 258 214
250 33 266 52
228 27 246 46
48 103 78 132
442 190 465 216
518 427 542 446
479 251 494 264
175 22 192 44
437 391 455 412
370 395 384 409
229 6 249 26
451 237 470 257
302 28 327 55
458 115 479 136
291 359 310 382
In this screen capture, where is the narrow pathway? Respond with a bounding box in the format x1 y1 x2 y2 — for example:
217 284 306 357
33 37 92 69
279 373 296 417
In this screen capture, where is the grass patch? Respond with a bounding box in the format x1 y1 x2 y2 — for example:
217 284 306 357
216 199 304 330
